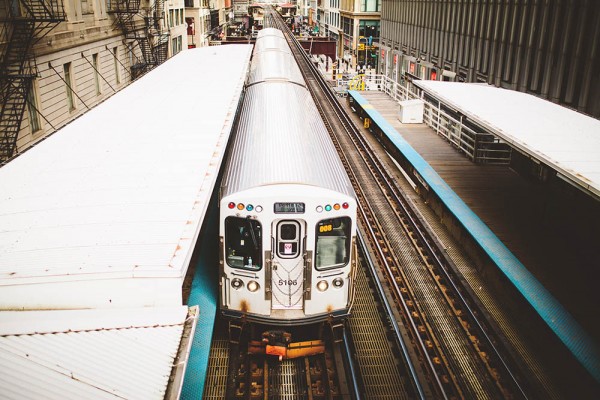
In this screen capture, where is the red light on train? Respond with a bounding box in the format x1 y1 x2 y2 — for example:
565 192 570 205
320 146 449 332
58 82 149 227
342 202 349 209
228 202 235 209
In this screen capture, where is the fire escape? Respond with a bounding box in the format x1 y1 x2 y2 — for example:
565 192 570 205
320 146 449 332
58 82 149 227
0 0 64 163
112 0 168 80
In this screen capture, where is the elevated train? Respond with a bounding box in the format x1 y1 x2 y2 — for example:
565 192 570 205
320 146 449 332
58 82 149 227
219 28 358 329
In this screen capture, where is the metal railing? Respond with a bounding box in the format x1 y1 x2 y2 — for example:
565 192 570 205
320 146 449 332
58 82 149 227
354 74 512 165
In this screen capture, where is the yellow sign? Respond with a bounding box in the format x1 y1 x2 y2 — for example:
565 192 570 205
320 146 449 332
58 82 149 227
319 224 333 233
364 118 371 129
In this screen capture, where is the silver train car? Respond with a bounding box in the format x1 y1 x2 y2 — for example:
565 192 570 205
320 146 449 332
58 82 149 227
219 28 358 326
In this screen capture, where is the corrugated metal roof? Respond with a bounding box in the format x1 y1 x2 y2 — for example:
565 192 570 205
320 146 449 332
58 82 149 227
414 80 600 197
0 45 252 307
0 306 191 400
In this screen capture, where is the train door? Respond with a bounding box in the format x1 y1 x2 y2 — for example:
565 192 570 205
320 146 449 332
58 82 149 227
271 220 305 310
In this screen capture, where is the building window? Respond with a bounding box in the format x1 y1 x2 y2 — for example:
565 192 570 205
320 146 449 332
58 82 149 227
361 0 380 12
126 43 134 68
342 17 352 36
359 20 380 41
113 46 120 84
81 0 93 15
27 82 41 133
92 53 101 95
172 35 182 55
63 62 75 111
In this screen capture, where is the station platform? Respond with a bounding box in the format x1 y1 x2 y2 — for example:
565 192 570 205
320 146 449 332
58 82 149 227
346 89 599 384
0 44 253 397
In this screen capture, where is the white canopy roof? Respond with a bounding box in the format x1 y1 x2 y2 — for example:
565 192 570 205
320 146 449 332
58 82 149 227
0 306 192 400
415 81 600 197
0 44 253 308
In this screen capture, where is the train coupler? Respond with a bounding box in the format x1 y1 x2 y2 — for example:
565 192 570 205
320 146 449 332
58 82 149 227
248 330 325 361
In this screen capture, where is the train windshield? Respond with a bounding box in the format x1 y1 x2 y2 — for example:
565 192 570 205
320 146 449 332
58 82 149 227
225 216 262 270
315 217 351 270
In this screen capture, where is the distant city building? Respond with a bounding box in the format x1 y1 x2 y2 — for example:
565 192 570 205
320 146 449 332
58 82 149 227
378 0 600 118
312 0 381 68
185 0 212 48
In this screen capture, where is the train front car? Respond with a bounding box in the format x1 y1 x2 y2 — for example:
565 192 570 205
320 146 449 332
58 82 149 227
219 28 357 328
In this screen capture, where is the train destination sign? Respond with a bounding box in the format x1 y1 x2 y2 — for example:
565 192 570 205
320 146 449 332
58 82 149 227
274 202 305 214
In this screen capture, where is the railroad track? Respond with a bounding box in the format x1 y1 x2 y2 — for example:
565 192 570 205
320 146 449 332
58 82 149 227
227 346 340 399
267 7 533 400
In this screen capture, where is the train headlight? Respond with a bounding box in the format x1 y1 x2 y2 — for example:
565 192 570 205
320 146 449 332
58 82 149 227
255 205 263 213
231 278 243 290
247 280 260 292
316 280 329 292
333 277 344 288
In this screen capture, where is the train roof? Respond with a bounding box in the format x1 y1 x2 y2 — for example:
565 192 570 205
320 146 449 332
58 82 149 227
0 45 252 308
247 47 305 86
257 27 285 39
221 83 354 198
414 80 600 198
253 35 291 55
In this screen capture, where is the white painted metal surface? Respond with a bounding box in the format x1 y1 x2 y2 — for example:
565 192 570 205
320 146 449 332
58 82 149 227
0 306 191 399
0 45 253 309
414 81 600 196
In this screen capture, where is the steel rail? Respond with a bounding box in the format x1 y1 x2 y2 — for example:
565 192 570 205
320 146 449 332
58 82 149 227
356 230 427 399
269 10 451 399
269 8 529 400
287 25 528 399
